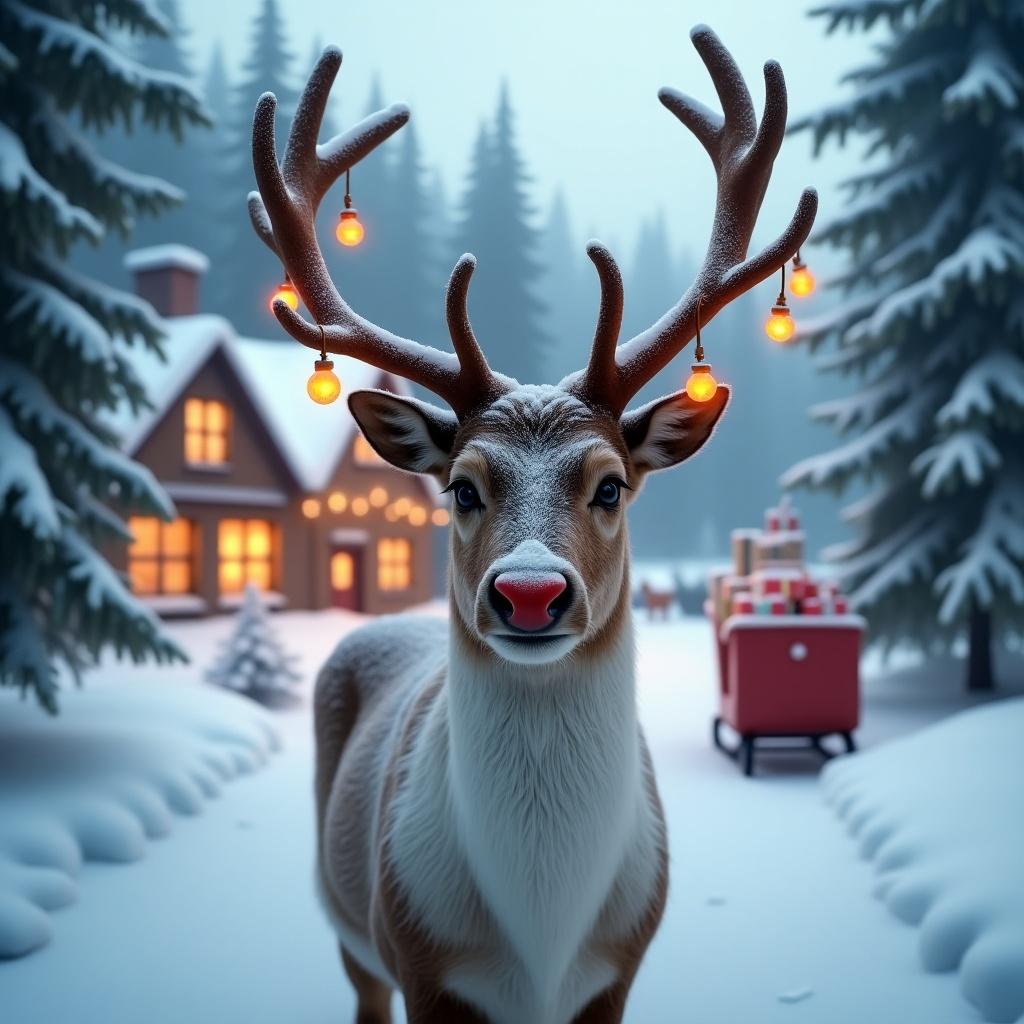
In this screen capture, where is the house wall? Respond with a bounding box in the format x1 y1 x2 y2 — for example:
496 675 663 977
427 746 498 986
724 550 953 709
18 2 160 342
303 439 439 615
117 349 442 616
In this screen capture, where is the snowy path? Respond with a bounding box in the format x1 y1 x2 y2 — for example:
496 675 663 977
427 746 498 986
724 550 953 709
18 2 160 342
1 609 1010 1023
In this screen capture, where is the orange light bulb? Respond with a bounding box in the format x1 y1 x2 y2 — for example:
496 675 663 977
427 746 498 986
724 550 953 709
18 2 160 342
307 359 341 405
790 264 816 298
765 304 796 344
271 279 299 313
336 209 365 247
685 363 718 403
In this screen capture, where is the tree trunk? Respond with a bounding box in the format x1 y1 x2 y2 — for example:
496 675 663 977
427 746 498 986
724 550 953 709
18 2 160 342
966 601 996 693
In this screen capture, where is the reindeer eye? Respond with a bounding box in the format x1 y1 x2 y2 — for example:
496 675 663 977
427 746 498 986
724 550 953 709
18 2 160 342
450 480 483 513
591 477 624 510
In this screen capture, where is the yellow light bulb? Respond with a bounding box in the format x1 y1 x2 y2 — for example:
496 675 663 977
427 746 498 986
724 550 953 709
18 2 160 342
790 265 816 298
336 209 365 247
765 305 796 344
307 359 342 405
685 363 718 403
431 508 450 527
271 280 299 312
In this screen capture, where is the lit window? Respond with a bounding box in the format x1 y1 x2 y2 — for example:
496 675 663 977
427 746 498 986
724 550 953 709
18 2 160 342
184 398 230 466
353 433 383 465
128 516 195 595
378 537 411 591
218 519 275 594
331 551 354 590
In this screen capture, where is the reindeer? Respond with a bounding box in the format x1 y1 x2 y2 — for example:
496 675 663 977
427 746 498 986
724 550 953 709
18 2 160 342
249 25 815 1024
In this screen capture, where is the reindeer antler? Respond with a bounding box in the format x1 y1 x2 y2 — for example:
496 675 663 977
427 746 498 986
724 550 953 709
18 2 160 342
250 47 511 418
570 26 818 416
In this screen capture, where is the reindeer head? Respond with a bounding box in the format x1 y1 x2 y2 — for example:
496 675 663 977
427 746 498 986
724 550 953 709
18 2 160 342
249 26 817 666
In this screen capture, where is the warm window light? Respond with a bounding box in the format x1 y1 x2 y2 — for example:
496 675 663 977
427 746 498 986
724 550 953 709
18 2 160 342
409 505 427 526
765 304 796 343
431 508 450 527
307 359 342 405
271 276 299 313
685 363 718 403
352 496 369 517
369 486 388 508
301 498 321 519
327 491 347 513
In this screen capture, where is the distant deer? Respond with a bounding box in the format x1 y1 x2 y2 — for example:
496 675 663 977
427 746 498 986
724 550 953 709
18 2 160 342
250 25 815 1024
639 582 676 621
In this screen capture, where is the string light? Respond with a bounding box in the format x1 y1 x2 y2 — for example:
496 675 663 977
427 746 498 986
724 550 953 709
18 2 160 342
307 325 342 405
271 274 299 313
335 168 365 247
684 294 719 403
765 265 795 343
789 250 815 298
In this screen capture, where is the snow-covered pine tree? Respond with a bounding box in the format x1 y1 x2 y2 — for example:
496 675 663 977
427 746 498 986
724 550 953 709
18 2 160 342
452 85 549 385
212 0 296 335
0 0 208 711
206 585 300 705
783 0 1024 690
386 122 438 345
76 0 213 289
539 188 589 385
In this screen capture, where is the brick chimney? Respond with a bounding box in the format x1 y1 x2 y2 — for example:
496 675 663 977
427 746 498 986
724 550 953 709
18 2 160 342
124 244 209 317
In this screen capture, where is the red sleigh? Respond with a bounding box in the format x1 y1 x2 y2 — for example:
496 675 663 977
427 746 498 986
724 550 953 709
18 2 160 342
705 602 864 775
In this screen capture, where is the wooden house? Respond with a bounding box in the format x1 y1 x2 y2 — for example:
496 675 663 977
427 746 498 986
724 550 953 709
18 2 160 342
110 245 446 617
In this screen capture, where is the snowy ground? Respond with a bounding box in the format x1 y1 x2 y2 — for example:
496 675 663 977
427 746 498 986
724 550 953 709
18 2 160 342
1 605 1021 1023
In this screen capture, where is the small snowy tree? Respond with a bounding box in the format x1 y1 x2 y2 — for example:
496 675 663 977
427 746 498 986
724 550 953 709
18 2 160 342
206 586 300 706
784 0 1024 690
0 0 209 711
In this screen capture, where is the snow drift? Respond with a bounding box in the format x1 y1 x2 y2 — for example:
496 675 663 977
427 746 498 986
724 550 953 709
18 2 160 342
0 680 279 958
823 698 1024 1023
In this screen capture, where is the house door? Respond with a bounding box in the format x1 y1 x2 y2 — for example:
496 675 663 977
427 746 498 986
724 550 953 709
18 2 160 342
330 546 363 611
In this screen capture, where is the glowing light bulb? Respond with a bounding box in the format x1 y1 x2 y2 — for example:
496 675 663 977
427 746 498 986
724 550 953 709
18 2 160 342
685 363 718 403
307 359 341 404
790 264 815 298
336 209 365 247
765 304 796 344
271 278 299 312
431 508 450 527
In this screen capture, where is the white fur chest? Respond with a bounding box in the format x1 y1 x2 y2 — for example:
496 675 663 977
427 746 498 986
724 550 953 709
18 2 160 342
387 634 662 1023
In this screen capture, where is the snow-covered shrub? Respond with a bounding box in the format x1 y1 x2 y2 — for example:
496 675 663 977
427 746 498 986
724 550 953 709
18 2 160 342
206 586 301 706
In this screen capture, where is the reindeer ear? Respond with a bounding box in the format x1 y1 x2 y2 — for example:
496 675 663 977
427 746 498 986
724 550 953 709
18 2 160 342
621 386 730 475
347 390 458 476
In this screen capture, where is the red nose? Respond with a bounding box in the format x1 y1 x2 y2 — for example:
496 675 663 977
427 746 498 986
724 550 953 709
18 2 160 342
492 572 568 632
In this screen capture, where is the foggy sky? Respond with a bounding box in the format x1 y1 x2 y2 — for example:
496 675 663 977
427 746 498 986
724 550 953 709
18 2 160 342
180 0 872 270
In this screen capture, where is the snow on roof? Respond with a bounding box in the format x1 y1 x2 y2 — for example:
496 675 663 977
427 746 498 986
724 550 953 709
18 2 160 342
124 244 210 275
229 333 395 493
109 315 413 494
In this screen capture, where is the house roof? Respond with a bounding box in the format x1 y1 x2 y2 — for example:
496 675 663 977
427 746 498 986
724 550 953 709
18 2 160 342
110 314 411 493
